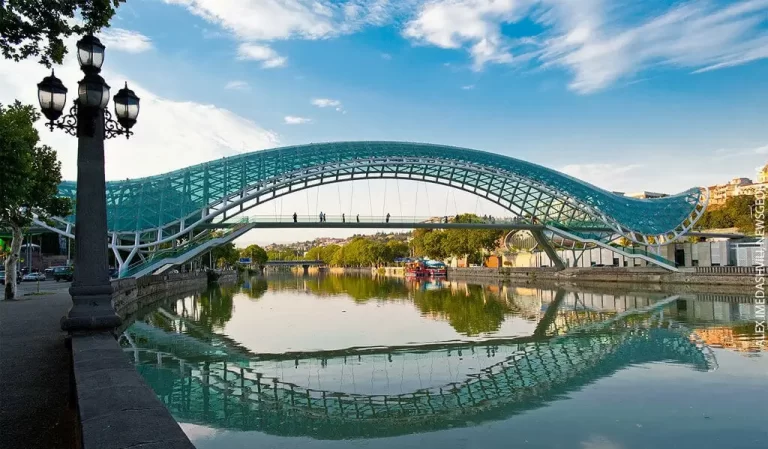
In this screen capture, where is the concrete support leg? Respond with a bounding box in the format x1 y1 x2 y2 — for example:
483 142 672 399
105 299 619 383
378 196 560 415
302 265 309 276
531 230 566 271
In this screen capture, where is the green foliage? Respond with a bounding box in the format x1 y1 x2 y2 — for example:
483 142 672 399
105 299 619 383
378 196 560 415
0 101 71 227
410 214 505 260
267 249 301 260
305 244 341 263
304 236 411 267
1 0 126 66
696 195 764 234
241 244 268 264
302 275 511 335
211 242 239 268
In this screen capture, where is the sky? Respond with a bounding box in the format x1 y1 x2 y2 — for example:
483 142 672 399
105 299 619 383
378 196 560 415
1 0 767 245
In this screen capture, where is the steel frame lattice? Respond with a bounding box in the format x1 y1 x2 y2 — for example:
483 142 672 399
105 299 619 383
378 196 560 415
37 142 707 270
121 314 713 439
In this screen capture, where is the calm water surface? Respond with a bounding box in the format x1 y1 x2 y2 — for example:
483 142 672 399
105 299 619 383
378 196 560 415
121 274 767 449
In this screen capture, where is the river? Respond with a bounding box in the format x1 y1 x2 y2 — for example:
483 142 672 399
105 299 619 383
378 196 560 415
120 274 767 449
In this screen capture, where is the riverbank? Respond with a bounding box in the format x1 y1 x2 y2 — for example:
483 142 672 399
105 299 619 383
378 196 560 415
70 271 237 449
446 267 757 293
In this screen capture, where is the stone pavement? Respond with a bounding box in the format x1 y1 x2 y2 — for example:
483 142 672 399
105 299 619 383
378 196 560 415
0 281 77 449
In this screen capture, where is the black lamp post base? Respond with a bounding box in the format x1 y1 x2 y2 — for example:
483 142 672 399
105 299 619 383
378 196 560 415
62 284 122 332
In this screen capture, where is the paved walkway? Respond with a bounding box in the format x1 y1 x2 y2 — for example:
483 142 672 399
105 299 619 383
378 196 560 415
0 281 77 449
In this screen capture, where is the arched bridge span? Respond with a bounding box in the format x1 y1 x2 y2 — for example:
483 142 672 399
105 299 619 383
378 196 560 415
38 142 707 273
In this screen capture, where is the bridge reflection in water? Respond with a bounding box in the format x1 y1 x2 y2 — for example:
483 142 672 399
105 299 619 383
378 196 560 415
119 278 720 440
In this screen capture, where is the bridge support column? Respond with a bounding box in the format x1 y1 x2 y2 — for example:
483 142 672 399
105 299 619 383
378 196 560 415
531 230 566 271
302 264 310 276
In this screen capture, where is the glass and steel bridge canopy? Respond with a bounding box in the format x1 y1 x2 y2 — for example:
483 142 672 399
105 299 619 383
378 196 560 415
53 141 707 248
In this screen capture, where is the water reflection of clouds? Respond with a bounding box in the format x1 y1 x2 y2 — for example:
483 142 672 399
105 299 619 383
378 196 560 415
581 435 626 449
178 423 219 441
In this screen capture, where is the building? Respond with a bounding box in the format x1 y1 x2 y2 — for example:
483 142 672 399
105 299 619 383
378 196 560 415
612 191 669 199
626 191 668 199
707 164 768 208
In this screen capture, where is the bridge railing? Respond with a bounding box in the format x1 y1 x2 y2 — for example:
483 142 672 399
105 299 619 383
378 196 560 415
121 223 251 278
220 214 524 225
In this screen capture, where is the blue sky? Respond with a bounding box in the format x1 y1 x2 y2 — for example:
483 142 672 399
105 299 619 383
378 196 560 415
1 0 767 244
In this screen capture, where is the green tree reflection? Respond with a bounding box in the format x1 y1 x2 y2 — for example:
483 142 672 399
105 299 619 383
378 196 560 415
194 285 236 332
412 284 511 336
271 275 511 336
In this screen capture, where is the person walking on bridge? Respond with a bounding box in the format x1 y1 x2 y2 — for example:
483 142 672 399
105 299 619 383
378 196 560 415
342 213 346 223
293 212 297 223
386 213 390 223
356 214 360 223
319 211 323 222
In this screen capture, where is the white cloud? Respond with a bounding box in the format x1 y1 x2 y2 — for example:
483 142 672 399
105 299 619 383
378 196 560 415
284 115 312 125
164 0 407 41
311 98 344 113
381 52 392 60
403 0 533 70
461 84 475 90
224 80 249 90
98 28 153 53
537 0 768 93
237 43 287 68
401 0 768 90
0 39 279 181
559 163 645 192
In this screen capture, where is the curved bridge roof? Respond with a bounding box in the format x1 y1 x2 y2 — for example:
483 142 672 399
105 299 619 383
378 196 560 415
57 141 706 243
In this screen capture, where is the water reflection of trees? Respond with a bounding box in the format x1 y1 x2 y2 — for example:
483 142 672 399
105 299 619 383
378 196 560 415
413 285 511 335
247 275 512 336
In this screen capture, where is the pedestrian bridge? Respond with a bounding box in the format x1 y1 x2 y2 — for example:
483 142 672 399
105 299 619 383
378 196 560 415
37 141 708 276
120 295 715 439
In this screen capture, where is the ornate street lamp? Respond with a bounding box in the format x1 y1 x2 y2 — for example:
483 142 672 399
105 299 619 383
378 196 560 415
37 35 141 332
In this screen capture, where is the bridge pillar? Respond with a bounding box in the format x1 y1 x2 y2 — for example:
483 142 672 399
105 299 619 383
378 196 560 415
531 229 566 271
302 264 310 276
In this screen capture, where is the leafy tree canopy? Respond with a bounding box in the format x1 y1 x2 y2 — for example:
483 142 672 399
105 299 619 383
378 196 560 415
1 0 126 67
0 101 71 228
241 244 268 264
696 195 764 234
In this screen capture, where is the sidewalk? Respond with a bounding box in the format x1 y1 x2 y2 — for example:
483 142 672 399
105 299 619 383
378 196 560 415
0 282 77 449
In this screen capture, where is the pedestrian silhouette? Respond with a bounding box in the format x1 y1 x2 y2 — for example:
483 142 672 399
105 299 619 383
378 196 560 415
386 213 390 223
342 213 346 223
356 214 360 223
293 212 297 223
319 211 323 222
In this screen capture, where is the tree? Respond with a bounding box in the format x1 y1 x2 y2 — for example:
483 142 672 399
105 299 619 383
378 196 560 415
211 242 238 268
1 102 70 299
242 244 267 264
695 195 762 234
1 0 126 67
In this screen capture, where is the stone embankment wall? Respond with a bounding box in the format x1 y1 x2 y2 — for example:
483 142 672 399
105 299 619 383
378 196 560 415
447 267 756 290
112 270 238 317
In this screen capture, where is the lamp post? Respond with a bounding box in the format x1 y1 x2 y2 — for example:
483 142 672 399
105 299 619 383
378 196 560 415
37 35 140 332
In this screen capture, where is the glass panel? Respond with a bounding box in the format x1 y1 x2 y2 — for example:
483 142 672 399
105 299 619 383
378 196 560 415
114 101 128 119
127 102 139 120
38 89 52 110
92 48 104 69
78 83 102 107
77 47 92 67
100 84 110 108
52 91 67 112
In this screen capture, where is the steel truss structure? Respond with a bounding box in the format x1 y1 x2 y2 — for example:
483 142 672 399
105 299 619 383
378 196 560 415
35 142 708 275
120 302 714 439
